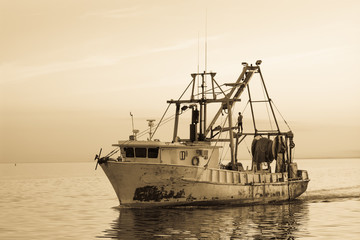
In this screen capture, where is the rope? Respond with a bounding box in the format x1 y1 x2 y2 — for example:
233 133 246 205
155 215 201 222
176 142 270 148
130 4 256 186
204 100 238 169
242 100 249 113
217 100 249 166
118 107 190 146
139 108 189 139
151 103 171 139
261 79 273 130
193 113 229 182
178 79 194 100
219 131 229 164
220 143 230 166
104 148 119 158
243 138 252 158
192 83 230 98
272 100 292 131
204 113 229 168
151 76 198 138
117 77 194 145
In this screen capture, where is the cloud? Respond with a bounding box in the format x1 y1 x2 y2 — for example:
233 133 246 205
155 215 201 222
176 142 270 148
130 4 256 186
150 35 225 53
0 56 122 83
266 46 351 65
150 39 199 53
0 35 225 83
81 7 143 19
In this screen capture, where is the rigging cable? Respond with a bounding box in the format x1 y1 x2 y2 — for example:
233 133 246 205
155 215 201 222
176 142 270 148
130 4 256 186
204 113 228 168
219 133 228 163
118 108 190 146
241 100 249 113
197 31 200 98
243 138 252 158
104 148 119 158
193 83 229 98
271 100 292 131
194 114 229 182
205 101 237 168
151 103 171 139
219 141 230 167
218 100 250 166
138 108 189 139
261 79 273 130
142 76 196 139
219 116 229 165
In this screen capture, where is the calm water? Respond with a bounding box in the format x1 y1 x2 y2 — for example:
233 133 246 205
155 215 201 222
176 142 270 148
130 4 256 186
0 159 359 239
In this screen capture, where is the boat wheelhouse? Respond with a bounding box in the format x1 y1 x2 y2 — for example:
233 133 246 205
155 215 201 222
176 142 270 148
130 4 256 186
114 140 219 169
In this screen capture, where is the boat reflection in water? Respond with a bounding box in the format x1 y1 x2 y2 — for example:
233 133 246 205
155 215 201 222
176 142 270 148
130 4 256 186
99 201 309 239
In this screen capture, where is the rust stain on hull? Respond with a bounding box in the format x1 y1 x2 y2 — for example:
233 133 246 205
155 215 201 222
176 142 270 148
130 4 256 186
133 185 185 202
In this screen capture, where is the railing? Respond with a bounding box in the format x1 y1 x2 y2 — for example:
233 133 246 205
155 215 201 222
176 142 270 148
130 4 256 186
196 168 290 185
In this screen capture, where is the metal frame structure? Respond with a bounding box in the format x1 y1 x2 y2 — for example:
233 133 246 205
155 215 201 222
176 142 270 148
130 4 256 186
166 62 295 170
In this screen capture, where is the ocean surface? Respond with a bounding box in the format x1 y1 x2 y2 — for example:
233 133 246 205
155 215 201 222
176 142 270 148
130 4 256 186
0 159 359 239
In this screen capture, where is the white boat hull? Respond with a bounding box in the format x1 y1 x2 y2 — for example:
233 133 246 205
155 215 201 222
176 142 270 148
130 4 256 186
100 161 309 208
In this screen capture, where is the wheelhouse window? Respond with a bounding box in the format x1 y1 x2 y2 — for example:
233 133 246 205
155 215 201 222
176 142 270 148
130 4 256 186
124 147 134 157
148 148 159 158
135 148 147 158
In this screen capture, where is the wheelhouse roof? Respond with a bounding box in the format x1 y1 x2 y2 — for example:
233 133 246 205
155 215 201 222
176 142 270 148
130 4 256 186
112 140 222 149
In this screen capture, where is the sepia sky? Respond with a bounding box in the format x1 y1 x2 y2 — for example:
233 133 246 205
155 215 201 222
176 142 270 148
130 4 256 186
1 0 359 163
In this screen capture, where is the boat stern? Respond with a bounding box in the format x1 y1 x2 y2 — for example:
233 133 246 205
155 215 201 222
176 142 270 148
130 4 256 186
288 169 310 199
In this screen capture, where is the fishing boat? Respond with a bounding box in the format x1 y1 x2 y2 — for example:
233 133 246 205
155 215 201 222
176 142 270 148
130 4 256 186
95 60 309 208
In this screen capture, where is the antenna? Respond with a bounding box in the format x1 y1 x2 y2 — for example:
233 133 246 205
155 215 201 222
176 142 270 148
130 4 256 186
130 112 134 133
129 112 139 140
197 31 200 74
205 8 208 73
197 31 200 98
147 119 156 140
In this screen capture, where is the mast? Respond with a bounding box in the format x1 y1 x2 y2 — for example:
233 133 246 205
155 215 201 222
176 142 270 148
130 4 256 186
199 73 205 140
172 103 180 142
167 61 292 169
168 72 225 141
227 99 236 166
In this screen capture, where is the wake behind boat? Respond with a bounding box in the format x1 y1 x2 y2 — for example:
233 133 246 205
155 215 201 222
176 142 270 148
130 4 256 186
95 61 309 208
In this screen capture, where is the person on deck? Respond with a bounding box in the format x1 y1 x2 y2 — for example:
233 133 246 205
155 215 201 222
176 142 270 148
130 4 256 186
237 112 243 132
